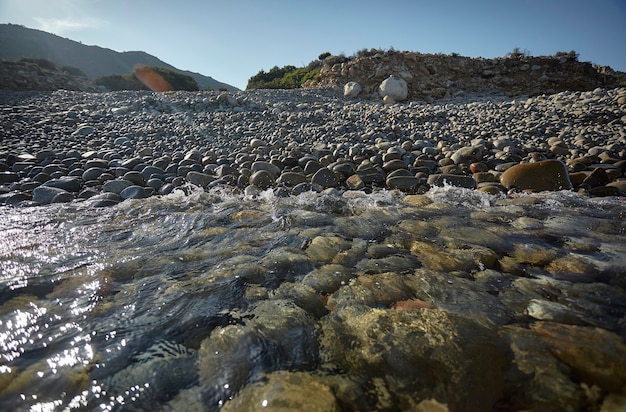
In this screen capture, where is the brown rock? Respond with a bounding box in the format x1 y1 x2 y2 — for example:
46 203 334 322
221 371 340 412
582 167 611 188
346 173 365 190
607 180 626 194
532 322 626 393
500 160 572 192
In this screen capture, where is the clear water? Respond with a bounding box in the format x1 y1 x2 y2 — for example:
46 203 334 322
1 186 625 411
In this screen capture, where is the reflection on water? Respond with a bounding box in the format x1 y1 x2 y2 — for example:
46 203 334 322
0 186 625 410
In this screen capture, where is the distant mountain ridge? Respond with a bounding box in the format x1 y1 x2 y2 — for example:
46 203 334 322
0 23 237 91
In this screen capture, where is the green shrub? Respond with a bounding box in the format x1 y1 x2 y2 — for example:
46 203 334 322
95 74 146 91
149 67 198 91
19 58 57 70
61 66 87 77
554 50 579 61
318 52 331 61
94 67 198 91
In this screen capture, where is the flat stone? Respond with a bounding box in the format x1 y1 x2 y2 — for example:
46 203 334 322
276 171 306 187
120 185 150 200
43 176 82 192
0 171 19 183
82 167 106 181
386 176 420 192
102 179 134 194
187 171 214 187
33 186 68 205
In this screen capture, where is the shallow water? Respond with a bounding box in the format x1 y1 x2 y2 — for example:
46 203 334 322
1 186 625 411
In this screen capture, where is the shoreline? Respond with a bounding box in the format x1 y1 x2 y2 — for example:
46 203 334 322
1 87 625 207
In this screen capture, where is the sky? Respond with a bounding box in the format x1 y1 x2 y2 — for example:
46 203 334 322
1 0 625 90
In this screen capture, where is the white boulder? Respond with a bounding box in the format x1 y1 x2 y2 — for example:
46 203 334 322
343 81 362 98
378 75 408 101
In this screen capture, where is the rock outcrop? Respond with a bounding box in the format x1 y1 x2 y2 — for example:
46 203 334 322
0 60 98 92
307 50 621 101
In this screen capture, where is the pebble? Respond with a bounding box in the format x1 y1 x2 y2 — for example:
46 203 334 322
0 87 624 207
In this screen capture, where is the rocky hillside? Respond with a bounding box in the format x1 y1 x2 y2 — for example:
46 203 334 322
0 24 237 91
0 59 98 92
307 49 622 101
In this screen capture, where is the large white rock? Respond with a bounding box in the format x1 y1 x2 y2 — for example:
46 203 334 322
378 75 408 101
343 81 361 98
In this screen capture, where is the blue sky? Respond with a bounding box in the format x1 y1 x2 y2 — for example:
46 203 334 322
2 0 625 90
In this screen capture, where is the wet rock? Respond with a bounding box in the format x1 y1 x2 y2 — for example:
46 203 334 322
276 171 306 187
306 235 351 263
311 168 340 188
186 171 214 187
102 179 133 194
532 322 626 394
32 186 68 204
301 264 353 294
345 173 365 190
450 146 483 164
501 325 587 411
198 300 319 406
221 371 340 412
249 170 273 189
51 191 74 203
120 185 150 200
525 299 589 325
427 174 477 189
0 171 19 183
386 175 420 192
404 269 512 325
44 176 82 192
500 160 572 192
328 272 414 309
320 306 509 411
89 192 122 207
251 161 281 180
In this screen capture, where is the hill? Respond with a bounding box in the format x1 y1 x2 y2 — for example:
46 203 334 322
305 49 624 101
0 23 237 91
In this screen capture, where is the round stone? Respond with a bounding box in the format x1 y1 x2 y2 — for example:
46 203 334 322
500 160 572 192
249 170 273 189
276 172 306 187
311 168 340 188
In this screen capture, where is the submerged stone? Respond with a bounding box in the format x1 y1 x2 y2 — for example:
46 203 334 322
320 306 509 411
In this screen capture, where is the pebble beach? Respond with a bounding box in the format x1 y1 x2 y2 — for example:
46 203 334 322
1 87 626 411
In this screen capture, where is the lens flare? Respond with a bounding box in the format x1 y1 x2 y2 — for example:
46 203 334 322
133 64 172 92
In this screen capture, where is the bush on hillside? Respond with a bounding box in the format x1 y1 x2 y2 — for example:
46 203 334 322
246 57 325 90
61 66 87 77
95 74 147 91
19 57 57 70
149 67 198 91
554 50 579 62
94 66 198 91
